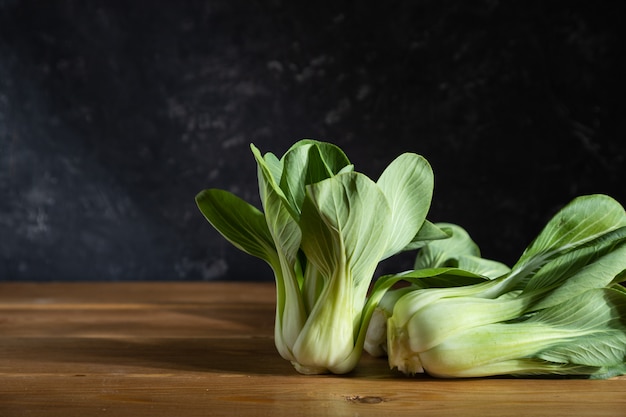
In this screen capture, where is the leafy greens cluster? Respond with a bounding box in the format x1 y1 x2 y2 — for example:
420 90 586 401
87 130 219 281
196 140 439 374
197 139 626 379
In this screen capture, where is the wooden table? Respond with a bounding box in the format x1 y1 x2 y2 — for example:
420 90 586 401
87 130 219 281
0 282 624 416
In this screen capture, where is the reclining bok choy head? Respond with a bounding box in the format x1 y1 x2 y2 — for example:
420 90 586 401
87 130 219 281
369 194 626 379
195 140 438 374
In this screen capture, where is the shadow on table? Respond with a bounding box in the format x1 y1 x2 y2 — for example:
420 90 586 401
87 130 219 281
9 335 400 378
98 336 298 376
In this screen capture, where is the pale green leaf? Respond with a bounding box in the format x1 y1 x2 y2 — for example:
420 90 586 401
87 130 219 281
412 222 510 279
414 223 480 269
251 144 301 265
401 220 450 252
299 172 392 284
526 235 626 311
514 194 626 270
377 153 434 259
533 288 626 367
490 195 626 296
195 189 277 265
455 255 511 279
279 140 351 213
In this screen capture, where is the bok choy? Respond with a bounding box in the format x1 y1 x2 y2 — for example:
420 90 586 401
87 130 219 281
372 194 626 378
195 140 438 374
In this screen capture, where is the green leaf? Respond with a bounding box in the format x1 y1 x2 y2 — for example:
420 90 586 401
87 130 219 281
369 268 491 312
402 220 450 252
454 256 511 279
524 231 626 311
514 194 626 270
263 151 283 186
303 140 352 177
377 153 434 259
300 172 392 286
412 222 510 279
490 195 626 296
251 144 301 260
414 223 480 269
195 189 278 265
279 140 351 214
532 287 626 368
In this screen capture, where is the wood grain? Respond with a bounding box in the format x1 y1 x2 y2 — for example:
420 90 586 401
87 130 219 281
0 282 625 417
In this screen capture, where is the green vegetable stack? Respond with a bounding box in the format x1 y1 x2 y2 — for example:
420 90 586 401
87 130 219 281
197 139 626 378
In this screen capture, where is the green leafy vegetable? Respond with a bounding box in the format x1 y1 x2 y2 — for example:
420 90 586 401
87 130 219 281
197 139 626 379
196 140 437 374
378 194 626 378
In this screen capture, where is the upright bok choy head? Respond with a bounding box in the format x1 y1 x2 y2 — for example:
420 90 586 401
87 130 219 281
195 140 436 374
381 194 626 379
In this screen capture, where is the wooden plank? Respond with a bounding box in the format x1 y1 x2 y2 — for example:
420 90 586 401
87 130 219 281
0 282 625 417
2 373 625 417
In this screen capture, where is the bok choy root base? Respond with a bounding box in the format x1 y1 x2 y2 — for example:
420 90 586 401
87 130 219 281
196 139 626 378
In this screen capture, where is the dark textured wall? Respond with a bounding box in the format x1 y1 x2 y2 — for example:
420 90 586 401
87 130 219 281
1 0 624 281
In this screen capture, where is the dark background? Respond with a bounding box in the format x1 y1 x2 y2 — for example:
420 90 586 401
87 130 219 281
1 0 624 282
